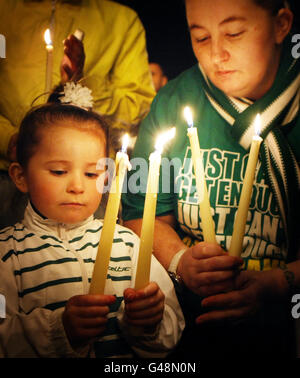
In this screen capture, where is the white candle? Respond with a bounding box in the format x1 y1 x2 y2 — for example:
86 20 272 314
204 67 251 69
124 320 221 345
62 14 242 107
184 106 216 244
89 134 131 294
229 114 263 257
135 128 176 290
44 29 53 93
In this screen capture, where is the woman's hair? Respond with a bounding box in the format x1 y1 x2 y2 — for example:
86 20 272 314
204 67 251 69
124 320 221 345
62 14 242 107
17 103 109 168
183 0 290 14
253 0 286 15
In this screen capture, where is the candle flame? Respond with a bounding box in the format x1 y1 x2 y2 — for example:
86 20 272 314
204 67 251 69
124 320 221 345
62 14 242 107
155 127 176 154
44 28 52 46
254 114 261 136
183 106 193 128
121 133 130 153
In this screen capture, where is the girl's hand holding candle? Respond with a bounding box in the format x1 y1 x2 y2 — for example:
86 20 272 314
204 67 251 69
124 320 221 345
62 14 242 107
184 106 216 244
134 128 176 290
89 134 131 294
229 114 263 257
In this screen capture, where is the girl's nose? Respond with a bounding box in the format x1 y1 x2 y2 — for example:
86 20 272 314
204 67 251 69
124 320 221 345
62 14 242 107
67 173 84 194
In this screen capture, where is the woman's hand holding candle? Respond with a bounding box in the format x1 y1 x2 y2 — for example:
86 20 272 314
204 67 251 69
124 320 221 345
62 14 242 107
195 268 283 326
176 242 243 297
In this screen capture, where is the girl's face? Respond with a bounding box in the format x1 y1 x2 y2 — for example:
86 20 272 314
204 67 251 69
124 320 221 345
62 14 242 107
22 123 106 224
186 0 291 100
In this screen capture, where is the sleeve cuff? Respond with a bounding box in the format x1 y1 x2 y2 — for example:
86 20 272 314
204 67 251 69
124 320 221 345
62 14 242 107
50 308 90 358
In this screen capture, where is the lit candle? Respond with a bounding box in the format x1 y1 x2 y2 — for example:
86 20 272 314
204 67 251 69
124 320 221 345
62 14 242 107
229 114 263 257
184 106 216 244
135 128 176 290
44 28 53 93
89 134 131 294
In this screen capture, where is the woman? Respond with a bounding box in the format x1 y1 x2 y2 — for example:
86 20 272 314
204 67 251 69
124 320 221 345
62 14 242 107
122 0 300 357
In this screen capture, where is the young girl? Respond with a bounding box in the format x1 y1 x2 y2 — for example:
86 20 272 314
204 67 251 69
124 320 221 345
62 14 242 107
0 103 184 358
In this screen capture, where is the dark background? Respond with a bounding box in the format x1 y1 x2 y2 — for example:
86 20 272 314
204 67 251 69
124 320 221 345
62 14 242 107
114 0 300 81
114 0 197 80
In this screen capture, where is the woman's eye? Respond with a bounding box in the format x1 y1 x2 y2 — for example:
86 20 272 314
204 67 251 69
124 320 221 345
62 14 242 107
50 170 66 176
195 36 209 43
227 31 244 38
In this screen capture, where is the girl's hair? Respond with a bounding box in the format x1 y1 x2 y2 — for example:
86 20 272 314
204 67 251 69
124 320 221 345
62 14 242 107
17 103 109 168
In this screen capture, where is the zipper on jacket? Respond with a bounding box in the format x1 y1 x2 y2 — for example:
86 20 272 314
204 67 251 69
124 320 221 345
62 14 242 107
57 223 89 294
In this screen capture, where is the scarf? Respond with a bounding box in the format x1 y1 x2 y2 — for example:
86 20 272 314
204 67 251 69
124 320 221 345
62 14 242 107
198 38 300 259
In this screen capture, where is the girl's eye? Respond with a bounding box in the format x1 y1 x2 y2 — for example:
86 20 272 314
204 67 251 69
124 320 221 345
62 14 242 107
50 170 67 176
85 172 99 178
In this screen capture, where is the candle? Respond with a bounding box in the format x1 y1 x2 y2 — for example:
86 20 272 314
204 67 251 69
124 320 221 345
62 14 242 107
89 134 131 294
44 28 53 93
135 128 176 290
184 106 216 244
229 114 263 257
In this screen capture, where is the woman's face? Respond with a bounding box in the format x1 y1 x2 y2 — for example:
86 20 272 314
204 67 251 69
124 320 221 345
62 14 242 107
186 0 289 100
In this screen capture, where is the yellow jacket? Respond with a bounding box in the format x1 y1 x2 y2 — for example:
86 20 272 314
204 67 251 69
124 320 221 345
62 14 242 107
0 0 155 170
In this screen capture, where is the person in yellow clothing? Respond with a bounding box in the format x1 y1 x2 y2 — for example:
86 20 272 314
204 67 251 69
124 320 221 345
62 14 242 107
0 0 155 228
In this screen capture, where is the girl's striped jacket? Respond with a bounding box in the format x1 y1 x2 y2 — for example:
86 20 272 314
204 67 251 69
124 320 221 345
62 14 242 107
0 203 184 358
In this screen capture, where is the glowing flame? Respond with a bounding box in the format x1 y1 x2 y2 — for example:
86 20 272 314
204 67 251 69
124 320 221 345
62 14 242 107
254 114 261 136
155 127 176 154
121 133 130 153
183 106 193 128
44 28 52 46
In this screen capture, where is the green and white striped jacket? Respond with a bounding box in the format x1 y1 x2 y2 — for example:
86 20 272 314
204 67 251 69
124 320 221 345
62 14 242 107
0 203 184 358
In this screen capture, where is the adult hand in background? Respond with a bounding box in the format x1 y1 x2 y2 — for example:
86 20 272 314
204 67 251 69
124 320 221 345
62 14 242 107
60 34 85 84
